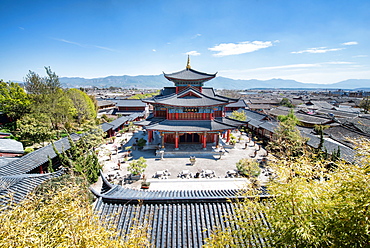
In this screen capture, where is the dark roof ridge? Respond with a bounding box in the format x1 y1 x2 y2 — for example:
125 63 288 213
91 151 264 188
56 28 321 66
163 68 217 78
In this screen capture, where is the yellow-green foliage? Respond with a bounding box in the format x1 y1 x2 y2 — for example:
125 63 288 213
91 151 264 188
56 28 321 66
205 138 370 247
0 176 150 247
128 91 159 99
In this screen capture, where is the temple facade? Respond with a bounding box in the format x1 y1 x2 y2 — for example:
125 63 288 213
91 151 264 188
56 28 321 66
138 57 246 150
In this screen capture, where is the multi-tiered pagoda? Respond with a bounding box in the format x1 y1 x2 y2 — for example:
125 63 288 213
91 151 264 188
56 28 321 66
139 57 246 150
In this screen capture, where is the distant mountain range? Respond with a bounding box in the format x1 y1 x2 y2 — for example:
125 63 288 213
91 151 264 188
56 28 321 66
59 75 370 90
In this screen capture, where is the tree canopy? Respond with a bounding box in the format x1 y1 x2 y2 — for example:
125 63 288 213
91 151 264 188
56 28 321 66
0 175 150 247
0 80 31 121
206 136 370 247
229 110 246 121
5 67 98 147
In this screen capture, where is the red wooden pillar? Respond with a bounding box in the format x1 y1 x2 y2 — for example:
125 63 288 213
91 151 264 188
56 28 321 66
226 130 231 143
175 132 179 150
202 113 206 119
176 113 178 120
148 130 152 143
202 132 207 149
215 133 220 148
39 165 43 174
222 132 226 139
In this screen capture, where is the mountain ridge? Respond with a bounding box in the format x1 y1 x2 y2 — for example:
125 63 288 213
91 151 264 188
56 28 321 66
59 75 370 90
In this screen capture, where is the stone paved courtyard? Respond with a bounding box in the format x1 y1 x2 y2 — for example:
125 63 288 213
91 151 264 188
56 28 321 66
92 129 270 191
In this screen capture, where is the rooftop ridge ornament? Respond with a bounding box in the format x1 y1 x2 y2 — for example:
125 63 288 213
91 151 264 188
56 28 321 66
186 55 191 69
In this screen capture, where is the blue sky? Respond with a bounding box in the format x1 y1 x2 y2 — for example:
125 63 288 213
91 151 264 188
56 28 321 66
1 0 370 84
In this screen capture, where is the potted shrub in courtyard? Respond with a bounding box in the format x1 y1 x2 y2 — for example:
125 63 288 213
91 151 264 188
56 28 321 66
127 157 147 180
137 138 147 150
141 181 151 189
236 158 261 178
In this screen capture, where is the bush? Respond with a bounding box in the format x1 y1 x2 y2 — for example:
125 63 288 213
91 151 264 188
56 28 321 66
127 157 147 175
236 158 260 177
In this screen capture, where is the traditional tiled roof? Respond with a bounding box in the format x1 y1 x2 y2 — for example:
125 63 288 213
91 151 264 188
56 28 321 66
0 139 24 154
100 122 115 132
225 99 248 108
0 134 80 177
324 125 370 148
247 99 279 105
241 109 270 122
145 119 237 132
143 87 236 107
248 119 265 128
92 175 271 247
315 108 358 119
0 157 19 167
343 116 370 134
306 101 334 109
302 132 355 162
247 104 274 110
109 116 130 130
164 68 216 82
267 107 333 125
97 100 116 107
134 116 165 126
216 117 249 127
116 99 147 107
0 169 65 206
259 121 279 133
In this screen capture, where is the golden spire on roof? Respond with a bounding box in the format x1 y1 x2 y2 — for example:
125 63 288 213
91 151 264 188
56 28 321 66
186 55 191 69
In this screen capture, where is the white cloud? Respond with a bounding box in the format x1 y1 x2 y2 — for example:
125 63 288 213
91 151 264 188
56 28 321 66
18 27 25 30
191 34 202 39
185 51 201 56
94 45 117 52
208 41 273 57
342 41 358 46
292 47 344 54
353 55 368 58
221 61 355 74
219 61 362 84
152 49 156 52
53 38 85 47
52 37 117 52
249 63 320 71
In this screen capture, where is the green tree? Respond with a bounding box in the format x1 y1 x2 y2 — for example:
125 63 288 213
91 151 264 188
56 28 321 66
67 88 97 124
128 157 147 175
16 113 55 146
0 175 150 247
268 109 307 158
0 80 32 121
229 110 246 121
236 158 260 178
24 67 76 130
279 97 294 108
55 129 105 183
24 66 61 96
205 138 370 247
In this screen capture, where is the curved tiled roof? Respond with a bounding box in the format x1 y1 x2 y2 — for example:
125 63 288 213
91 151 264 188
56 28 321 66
92 176 250 204
164 68 216 81
0 134 80 176
143 87 235 107
144 119 237 132
0 169 65 206
92 174 271 247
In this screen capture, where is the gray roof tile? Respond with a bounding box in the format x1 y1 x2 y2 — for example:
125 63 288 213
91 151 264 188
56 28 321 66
0 169 65 206
164 68 216 81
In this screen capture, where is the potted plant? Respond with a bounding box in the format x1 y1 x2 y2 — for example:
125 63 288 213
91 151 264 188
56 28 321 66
141 181 151 189
137 138 147 150
127 157 147 180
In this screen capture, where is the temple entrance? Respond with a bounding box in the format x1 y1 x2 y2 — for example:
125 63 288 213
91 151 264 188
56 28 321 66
180 133 200 143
